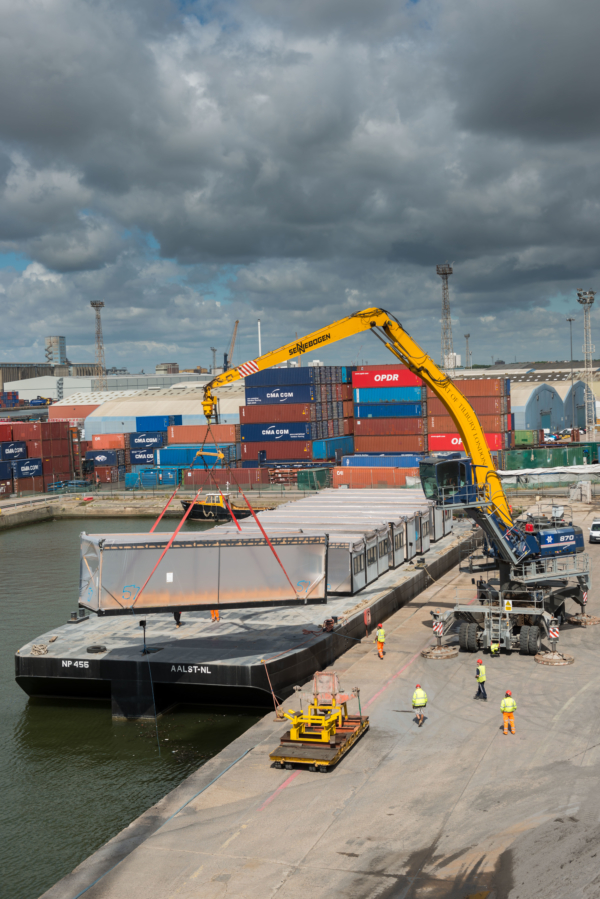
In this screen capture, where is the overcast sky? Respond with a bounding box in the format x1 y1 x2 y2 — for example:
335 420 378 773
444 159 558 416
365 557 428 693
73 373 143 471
1 0 599 372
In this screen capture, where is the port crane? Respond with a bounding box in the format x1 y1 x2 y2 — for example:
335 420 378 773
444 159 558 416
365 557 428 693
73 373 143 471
203 307 589 654
223 320 240 372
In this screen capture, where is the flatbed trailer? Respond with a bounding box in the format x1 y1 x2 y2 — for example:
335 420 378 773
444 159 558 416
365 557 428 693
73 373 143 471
270 715 369 771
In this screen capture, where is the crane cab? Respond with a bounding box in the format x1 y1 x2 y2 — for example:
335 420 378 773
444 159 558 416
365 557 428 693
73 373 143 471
419 455 481 507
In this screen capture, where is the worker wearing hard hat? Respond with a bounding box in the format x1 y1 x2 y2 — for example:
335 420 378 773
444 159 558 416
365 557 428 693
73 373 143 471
500 690 517 735
375 623 386 660
475 659 487 701
412 684 428 727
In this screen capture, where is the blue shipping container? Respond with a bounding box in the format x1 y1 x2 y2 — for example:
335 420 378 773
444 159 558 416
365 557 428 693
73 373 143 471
245 385 317 405
241 423 313 442
12 458 42 479
353 386 424 404
0 460 11 479
341 453 424 468
244 368 316 387
0 441 27 461
85 449 122 465
139 467 179 487
311 436 354 460
130 449 155 465
135 415 182 431
156 444 238 466
129 431 165 449
354 403 423 419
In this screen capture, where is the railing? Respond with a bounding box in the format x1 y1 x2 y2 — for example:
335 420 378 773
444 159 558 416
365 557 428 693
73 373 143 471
511 553 590 582
436 483 492 507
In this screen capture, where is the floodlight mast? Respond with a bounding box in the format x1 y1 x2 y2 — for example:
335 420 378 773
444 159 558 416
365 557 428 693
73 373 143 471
577 289 596 441
437 264 454 377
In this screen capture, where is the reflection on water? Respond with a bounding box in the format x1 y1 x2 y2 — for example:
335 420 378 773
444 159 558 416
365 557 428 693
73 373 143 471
0 517 261 899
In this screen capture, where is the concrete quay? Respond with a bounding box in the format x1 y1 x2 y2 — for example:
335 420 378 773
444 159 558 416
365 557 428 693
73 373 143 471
41 503 600 899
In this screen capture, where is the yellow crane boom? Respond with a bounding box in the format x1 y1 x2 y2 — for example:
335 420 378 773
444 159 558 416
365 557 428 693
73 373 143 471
202 307 511 525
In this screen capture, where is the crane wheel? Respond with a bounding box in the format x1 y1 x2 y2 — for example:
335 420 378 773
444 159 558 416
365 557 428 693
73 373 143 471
528 625 541 655
519 625 530 655
458 622 470 650
466 622 479 653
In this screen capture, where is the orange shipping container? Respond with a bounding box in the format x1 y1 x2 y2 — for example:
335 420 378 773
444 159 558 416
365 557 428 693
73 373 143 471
168 424 240 444
426 378 508 398
427 395 509 416
354 418 425 436
331 467 422 488
354 435 426 453
92 433 130 449
427 414 508 434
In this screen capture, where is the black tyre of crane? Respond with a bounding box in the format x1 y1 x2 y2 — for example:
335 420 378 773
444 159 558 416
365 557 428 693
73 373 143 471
519 625 531 655
527 625 541 655
466 622 479 653
459 622 470 651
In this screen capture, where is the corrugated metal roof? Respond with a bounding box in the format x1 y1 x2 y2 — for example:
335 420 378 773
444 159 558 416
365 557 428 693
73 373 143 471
85 383 244 418
53 390 140 406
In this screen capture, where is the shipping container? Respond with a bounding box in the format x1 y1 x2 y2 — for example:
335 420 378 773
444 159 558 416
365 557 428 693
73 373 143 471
155 444 238 466
353 386 424 404
311 436 355 460
354 435 426 453
92 433 130 450
354 417 426 436
11 457 42 478
0 424 12 441
181 467 270 487
129 448 156 465
354 403 423 419
14 475 44 494
244 368 317 387
513 429 543 447
297 468 331 491
245 385 318 405
428 378 509 398
341 384 353 401
94 466 119 483
241 441 313 461
240 403 312 423
129 431 166 448
341 453 423 468
0 441 27 461
427 414 509 434
42 456 71 475
0 460 12 480
331 467 416 488
167 424 240 444
342 418 354 436
352 368 423 388
427 395 509 416
240 422 313 442
136 415 182 431
12 421 69 440
85 449 126 466
427 433 508 452
0 478 12 494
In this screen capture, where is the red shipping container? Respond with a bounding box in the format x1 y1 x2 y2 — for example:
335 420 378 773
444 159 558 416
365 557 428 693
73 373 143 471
354 417 426 436
428 433 506 452
168 424 240 444
343 418 354 435
240 404 312 423
0 478 12 494
92 433 130 450
94 466 119 483
12 422 41 440
26 439 44 457
354 435 426 453
341 384 353 401
327 420 334 437
183 468 270 487
342 400 354 418
54 438 70 455
80 441 92 453
332 468 409 488
353 368 423 387
0 424 12 441
14 475 44 494
42 457 71 475
427 395 509 416
427 378 508 398
50 421 69 438
427 414 508 434
241 441 313 460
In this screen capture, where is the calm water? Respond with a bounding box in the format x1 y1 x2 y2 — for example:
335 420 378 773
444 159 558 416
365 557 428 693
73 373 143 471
0 517 261 899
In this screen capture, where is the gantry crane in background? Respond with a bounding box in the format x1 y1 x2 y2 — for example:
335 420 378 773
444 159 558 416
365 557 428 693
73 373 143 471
223 320 240 372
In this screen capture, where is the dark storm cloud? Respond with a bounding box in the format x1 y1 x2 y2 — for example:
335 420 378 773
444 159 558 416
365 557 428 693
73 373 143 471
0 0 599 369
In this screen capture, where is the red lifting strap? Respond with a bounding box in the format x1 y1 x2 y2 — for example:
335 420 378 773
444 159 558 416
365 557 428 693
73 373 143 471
239 491 298 597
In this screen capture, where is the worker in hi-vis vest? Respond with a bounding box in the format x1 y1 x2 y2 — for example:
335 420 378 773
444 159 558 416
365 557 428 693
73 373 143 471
500 690 517 735
490 641 500 658
375 623 385 659
412 684 428 727
475 658 487 701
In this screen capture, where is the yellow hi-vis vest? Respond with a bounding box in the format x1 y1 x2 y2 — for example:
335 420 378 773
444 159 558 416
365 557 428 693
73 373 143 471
376 627 386 643
477 664 486 683
491 643 499 654
500 697 517 713
413 688 428 707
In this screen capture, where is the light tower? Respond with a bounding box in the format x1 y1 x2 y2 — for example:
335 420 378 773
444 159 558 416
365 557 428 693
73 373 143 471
437 264 454 377
90 301 107 390
577 289 596 440
464 333 471 369
210 347 217 373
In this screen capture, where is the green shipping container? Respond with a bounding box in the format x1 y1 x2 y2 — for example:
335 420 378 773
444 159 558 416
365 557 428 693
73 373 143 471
297 468 331 491
513 430 538 447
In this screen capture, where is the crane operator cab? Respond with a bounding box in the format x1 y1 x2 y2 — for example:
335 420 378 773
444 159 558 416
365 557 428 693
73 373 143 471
419 455 482 507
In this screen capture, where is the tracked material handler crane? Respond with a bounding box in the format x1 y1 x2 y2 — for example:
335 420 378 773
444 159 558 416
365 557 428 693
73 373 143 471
203 307 590 655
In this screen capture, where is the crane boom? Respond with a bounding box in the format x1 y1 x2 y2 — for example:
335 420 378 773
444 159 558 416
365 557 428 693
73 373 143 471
202 307 511 525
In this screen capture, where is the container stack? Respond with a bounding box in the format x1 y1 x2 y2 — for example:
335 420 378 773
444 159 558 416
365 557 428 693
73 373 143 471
427 378 512 454
239 366 355 466
0 390 19 409
0 421 73 494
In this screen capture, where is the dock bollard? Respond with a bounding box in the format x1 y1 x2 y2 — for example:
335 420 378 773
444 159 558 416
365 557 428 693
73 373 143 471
535 617 574 666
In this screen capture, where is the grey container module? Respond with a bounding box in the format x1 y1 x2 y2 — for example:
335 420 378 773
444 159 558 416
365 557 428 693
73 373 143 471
269 507 409 570
219 524 368 594
252 512 391 579
79 531 328 615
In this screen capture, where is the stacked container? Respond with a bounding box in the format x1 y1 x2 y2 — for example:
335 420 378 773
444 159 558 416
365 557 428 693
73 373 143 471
427 378 512 453
352 366 427 462
240 366 355 465
3 421 72 493
0 390 19 408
